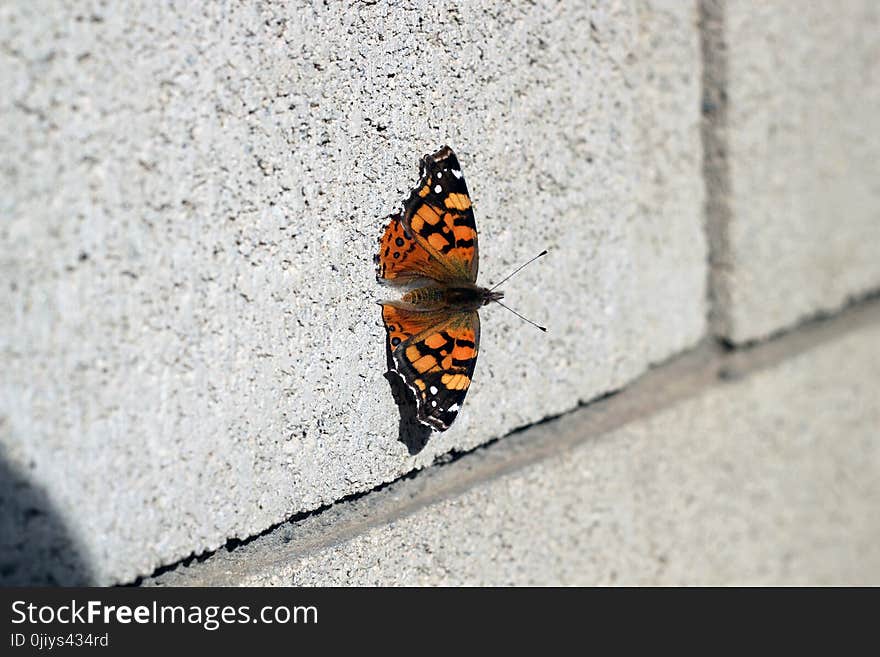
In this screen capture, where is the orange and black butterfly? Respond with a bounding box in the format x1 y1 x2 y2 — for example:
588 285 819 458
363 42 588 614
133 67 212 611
375 146 524 431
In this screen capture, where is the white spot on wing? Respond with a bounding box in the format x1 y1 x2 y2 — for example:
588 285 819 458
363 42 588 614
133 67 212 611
431 400 437 407
434 184 442 193
448 403 460 412
391 356 436 430
451 169 462 178
436 171 443 178
429 385 438 394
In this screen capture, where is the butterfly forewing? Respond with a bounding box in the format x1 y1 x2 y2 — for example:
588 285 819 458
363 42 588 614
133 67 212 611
374 212 451 284
402 147 479 283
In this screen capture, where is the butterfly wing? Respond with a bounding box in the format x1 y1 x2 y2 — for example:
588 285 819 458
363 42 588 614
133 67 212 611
375 146 479 286
403 146 479 283
374 212 454 285
381 303 480 431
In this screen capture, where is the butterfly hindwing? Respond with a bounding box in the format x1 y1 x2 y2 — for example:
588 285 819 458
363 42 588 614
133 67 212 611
381 303 480 431
380 302 445 350
402 146 479 283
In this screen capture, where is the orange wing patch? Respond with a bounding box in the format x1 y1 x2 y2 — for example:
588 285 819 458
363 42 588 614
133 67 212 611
405 201 478 283
444 193 471 210
380 303 445 350
374 212 451 284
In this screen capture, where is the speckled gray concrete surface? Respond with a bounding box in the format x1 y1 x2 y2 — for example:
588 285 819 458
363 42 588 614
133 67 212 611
705 1 880 343
0 2 704 583
148 310 880 586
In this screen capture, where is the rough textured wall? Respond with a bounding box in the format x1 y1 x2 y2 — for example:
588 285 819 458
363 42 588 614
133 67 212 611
154 320 880 586
705 0 880 343
1 1 704 584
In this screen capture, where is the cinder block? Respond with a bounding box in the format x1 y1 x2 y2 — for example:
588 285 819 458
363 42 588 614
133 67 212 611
705 1 880 343
148 317 880 585
0 1 705 584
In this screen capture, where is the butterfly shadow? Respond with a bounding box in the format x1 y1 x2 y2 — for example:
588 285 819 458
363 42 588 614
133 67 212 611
0 446 94 585
383 346 433 455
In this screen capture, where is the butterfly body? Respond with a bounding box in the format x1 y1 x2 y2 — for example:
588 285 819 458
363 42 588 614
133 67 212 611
401 284 503 312
375 146 495 432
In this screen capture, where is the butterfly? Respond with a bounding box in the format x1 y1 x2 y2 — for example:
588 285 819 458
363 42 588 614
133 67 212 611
374 146 506 432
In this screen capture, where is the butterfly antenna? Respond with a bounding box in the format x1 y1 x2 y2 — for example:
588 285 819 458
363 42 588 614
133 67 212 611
493 299 547 332
489 249 548 291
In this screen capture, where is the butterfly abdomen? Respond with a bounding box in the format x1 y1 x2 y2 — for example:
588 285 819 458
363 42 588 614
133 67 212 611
403 285 498 310
402 286 447 307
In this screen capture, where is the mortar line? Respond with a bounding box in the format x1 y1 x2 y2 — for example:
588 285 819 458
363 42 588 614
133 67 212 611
137 295 880 586
698 0 732 338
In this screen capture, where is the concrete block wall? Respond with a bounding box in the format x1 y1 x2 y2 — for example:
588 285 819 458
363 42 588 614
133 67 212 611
1 1 878 586
150 313 880 586
704 0 880 343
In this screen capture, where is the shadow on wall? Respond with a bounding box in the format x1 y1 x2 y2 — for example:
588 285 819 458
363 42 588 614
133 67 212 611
0 442 93 585
384 370 432 455
383 342 432 455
